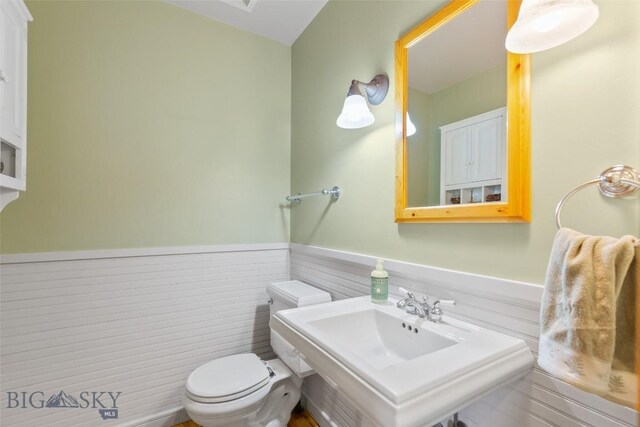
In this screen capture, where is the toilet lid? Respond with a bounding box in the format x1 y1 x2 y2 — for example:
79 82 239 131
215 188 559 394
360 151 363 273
186 353 270 403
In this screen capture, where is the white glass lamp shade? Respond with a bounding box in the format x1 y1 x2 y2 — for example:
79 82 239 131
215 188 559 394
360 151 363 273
406 113 416 137
505 0 599 54
336 94 375 129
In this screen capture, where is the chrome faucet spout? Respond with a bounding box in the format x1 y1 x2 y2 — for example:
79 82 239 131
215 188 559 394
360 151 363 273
396 287 415 308
397 288 429 318
396 288 456 322
403 299 428 318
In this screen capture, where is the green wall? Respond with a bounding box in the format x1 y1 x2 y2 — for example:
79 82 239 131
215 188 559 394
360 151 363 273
291 0 640 284
0 0 291 253
2 0 638 284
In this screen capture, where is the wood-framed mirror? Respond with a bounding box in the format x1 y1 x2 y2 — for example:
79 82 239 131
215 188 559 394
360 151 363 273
395 0 530 223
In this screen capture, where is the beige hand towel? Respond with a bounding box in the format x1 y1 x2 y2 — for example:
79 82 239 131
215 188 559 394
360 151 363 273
538 227 637 407
608 247 638 406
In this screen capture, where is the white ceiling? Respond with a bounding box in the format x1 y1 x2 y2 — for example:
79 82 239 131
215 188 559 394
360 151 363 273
408 0 507 94
164 0 328 46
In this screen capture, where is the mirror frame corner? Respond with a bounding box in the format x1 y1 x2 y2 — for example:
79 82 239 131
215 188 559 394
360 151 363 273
394 0 531 224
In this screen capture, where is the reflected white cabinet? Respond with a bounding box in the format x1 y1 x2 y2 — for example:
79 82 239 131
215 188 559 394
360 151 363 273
440 107 506 205
0 0 31 211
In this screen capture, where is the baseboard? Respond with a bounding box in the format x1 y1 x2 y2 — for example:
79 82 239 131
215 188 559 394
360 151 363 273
119 407 189 427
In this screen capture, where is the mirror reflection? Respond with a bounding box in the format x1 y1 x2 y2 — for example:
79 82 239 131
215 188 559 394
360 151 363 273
406 0 508 208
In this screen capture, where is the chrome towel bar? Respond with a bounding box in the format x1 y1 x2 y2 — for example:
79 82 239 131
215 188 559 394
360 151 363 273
555 165 640 247
286 186 341 204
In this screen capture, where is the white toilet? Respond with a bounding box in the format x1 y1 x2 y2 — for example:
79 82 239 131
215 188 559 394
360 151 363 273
182 280 331 427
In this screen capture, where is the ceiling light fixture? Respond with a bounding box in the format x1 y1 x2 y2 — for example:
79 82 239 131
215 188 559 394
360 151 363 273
505 0 599 54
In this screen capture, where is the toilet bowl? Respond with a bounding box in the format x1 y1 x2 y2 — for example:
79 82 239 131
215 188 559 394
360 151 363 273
183 354 301 427
182 280 331 427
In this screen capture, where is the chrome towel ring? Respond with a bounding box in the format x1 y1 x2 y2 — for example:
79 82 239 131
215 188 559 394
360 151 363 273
554 165 640 247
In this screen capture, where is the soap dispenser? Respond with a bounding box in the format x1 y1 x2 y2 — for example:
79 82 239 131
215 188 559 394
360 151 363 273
371 259 388 303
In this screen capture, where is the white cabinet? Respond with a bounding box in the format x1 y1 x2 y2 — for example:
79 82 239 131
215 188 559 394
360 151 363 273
440 107 506 205
0 0 31 211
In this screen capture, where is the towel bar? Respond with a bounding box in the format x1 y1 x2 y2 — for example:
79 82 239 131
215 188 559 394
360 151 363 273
555 165 640 247
286 186 341 204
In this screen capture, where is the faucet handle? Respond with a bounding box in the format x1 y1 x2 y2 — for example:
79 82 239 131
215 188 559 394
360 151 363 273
398 287 415 299
430 300 455 323
434 300 456 308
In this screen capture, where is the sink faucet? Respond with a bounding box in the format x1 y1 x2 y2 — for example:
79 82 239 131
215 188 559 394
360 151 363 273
397 287 456 322
397 288 429 318
396 288 416 310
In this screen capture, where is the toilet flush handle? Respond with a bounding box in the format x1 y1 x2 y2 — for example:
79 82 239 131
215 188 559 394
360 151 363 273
267 297 273 305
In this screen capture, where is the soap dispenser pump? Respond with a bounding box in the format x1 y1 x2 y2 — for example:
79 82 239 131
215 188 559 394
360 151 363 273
371 259 388 303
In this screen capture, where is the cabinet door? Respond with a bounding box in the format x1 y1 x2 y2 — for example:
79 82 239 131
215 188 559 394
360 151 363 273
444 126 470 186
470 116 502 182
0 2 26 147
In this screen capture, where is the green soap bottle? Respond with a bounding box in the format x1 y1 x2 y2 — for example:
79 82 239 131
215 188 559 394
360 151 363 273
371 258 388 303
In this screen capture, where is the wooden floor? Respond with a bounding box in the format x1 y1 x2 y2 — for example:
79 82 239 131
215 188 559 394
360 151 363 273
173 422 199 427
288 410 320 427
173 410 319 427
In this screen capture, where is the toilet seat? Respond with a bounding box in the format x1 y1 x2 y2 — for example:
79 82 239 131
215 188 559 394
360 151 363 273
183 357 301 427
186 353 270 404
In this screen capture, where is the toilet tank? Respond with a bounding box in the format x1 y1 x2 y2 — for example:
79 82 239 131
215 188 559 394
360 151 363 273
267 280 331 377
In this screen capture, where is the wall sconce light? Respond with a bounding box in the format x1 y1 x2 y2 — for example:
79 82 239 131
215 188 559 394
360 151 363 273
406 113 416 137
505 0 599 53
336 74 389 129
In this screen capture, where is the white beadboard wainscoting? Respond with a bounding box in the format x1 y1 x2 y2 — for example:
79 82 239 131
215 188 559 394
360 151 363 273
0 244 289 427
290 243 639 427
2 242 638 427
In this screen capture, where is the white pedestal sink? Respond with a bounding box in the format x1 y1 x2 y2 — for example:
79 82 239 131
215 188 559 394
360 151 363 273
271 296 533 427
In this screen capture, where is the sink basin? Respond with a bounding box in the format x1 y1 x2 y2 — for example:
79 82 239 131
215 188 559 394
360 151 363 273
307 308 457 369
271 296 533 427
